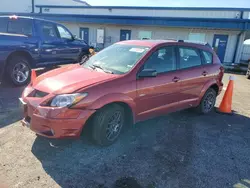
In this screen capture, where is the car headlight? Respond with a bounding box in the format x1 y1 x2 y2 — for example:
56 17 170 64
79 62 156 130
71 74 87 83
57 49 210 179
50 93 88 107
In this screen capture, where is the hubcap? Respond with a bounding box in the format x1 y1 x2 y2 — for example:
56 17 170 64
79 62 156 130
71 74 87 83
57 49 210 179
106 111 122 141
203 92 215 112
12 63 29 83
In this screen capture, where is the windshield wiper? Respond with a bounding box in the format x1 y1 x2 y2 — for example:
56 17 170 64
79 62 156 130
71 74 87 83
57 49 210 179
92 64 113 74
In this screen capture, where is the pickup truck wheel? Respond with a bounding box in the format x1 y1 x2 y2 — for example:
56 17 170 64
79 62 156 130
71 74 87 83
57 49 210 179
92 104 125 146
196 88 217 114
7 56 31 86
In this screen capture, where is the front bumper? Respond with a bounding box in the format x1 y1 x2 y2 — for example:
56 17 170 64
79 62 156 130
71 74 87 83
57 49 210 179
20 98 96 138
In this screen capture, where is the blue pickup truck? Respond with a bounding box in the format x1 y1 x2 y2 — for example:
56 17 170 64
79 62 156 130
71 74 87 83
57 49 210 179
0 15 90 86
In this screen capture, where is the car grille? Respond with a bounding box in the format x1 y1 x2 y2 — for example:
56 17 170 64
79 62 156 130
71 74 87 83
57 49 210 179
33 90 48 98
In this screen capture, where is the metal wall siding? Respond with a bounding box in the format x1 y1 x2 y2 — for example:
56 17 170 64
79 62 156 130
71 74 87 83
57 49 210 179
41 8 241 19
24 14 247 30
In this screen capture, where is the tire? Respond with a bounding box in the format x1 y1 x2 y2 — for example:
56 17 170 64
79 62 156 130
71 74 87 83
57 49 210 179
246 71 250 79
92 104 125 146
196 88 217 114
6 56 31 86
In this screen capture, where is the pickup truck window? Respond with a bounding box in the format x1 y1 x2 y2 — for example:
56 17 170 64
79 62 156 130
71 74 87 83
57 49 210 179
41 23 58 38
0 18 7 32
7 19 33 36
57 25 72 40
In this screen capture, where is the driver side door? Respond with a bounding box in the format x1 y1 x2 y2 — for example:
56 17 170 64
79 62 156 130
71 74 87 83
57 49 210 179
135 46 182 121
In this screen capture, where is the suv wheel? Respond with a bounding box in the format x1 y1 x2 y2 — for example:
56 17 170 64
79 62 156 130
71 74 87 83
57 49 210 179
92 104 125 146
197 88 217 114
7 56 31 86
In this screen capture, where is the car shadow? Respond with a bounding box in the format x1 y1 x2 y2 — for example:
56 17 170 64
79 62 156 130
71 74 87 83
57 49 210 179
31 109 196 188
31 109 250 188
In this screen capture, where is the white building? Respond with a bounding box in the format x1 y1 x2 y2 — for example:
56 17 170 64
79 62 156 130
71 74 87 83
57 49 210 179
1 1 250 64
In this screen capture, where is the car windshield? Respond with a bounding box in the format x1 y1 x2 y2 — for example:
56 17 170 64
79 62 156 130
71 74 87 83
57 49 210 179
83 44 150 74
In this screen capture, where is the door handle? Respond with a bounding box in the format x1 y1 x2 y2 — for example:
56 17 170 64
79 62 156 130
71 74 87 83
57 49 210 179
202 71 208 76
172 77 180 82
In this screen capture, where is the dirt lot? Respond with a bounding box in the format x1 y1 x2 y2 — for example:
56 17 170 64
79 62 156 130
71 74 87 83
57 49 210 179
0 73 250 188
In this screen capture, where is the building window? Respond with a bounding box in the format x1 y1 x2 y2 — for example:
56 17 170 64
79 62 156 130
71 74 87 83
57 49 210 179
139 31 152 40
188 33 206 42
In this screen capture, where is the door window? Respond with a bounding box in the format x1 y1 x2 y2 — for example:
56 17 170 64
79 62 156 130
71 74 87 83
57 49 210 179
202 50 213 64
179 47 202 69
7 19 33 36
41 23 58 38
143 46 176 73
57 25 72 40
0 18 8 32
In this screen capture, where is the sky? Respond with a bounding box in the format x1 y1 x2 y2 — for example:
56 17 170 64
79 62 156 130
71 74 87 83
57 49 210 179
87 0 250 7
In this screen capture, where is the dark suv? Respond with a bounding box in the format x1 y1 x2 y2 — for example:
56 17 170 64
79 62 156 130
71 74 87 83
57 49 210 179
0 15 89 86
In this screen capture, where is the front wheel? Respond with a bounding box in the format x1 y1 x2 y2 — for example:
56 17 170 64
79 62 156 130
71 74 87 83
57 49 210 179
92 104 125 146
246 71 250 79
196 88 217 114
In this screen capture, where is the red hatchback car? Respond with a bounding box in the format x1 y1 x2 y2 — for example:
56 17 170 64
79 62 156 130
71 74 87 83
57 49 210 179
20 40 224 146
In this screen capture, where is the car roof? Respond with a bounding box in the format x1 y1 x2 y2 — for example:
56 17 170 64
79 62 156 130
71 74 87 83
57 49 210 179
117 39 212 50
117 40 176 47
0 15 57 24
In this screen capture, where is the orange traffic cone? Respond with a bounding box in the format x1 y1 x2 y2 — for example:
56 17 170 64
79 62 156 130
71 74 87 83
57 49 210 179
217 75 234 114
31 69 37 83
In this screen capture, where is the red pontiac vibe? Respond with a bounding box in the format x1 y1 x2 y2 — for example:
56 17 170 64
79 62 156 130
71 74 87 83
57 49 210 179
20 40 224 146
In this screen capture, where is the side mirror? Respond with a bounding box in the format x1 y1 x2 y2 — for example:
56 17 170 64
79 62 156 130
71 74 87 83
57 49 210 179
138 69 157 78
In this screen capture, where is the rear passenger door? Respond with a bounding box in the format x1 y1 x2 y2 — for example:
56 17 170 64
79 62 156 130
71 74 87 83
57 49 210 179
177 46 211 108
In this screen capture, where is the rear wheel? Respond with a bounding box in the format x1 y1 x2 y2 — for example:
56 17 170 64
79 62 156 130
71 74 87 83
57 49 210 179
196 88 217 114
6 56 31 86
92 104 125 146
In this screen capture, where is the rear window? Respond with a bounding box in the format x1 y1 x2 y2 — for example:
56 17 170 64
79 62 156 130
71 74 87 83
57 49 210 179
0 18 8 32
7 19 33 36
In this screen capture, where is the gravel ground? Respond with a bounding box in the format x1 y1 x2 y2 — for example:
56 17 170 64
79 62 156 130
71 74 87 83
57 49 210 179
0 73 250 188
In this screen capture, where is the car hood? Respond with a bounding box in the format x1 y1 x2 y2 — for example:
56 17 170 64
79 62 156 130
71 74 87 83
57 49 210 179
33 64 119 94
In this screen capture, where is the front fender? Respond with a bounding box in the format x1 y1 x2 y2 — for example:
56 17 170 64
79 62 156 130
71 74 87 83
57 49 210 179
88 93 136 120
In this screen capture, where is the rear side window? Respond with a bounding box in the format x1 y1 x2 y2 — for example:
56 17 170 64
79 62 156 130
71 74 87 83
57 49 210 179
41 23 58 38
202 50 213 64
179 47 202 69
7 19 33 36
0 18 8 32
